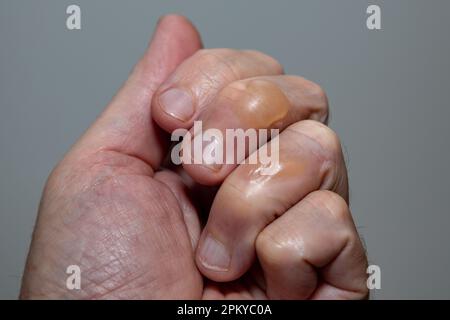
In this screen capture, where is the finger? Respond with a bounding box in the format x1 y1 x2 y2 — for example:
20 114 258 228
196 120 348 281
151 49 283 132
182 76 329 185
69 15 202 171
256 190 368 300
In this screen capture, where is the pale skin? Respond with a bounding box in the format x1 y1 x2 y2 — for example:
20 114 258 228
20 15 368 299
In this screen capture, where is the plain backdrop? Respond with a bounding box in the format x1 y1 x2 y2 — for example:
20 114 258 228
1 0 450 299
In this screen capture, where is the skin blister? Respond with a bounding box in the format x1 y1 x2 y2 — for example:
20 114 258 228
216 138 320 222
220 79 291 129
177 72 330 185
244 160 306 201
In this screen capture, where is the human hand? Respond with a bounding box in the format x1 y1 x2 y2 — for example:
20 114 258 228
20 15 368 299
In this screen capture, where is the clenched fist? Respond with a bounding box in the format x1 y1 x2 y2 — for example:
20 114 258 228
20 15 368 300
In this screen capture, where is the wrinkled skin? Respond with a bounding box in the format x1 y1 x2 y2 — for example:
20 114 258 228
20 15 368 300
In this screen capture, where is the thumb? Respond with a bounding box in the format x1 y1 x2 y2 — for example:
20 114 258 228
71 15 202 171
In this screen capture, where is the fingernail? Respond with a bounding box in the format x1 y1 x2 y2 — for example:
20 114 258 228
200 137 223 172
198 234 230 272
190 133 223 171
158 88 194 122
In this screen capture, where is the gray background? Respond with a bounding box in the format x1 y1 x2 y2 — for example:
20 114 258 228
1 0 449 299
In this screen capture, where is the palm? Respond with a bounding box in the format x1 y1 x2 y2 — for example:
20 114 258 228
20 148 267 299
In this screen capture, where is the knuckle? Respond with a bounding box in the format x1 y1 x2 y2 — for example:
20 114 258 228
291 120 341 163
306 81 329 123
286 121 346 192
213 48 239 55
195 48 241 81
196 48 237 59
305 190 350 224
222 79 290 128
256 230 302 268
305 80 327 104
219 181 268 224
283 76 329 123
241 50 284 73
